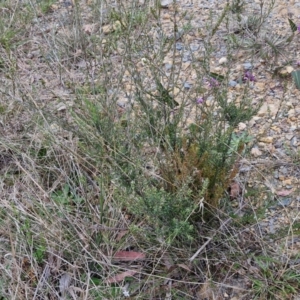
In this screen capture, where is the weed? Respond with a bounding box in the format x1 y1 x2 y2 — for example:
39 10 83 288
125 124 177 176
0 0 299 298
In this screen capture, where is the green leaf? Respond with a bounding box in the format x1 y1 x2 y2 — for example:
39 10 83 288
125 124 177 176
288 18 297 33
208 72 225 82
292 70 300 89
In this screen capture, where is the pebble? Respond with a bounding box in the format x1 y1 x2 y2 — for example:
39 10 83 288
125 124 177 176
184 82 192 89
190 44 200 51
238 122 247 130
279 166 288 175
274 140 283 148
229 80 237 87
182 54 191 62
176 42 183 51
219 57 227 64
175 29 184 40
117 98 128 108
103 24 113 34
243 62 253 70
165 63 172 71
291 136 297 147
278 198 292 207
160 0 173 8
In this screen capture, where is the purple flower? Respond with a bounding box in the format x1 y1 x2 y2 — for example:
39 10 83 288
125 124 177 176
297 24 300 32
207 77 219 88
196 97 204 104
243 71 256 82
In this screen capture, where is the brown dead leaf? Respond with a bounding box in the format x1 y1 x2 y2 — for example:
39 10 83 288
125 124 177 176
83 24 95 35
113 250 146 261
50 4 59 11
251 147 262 157
105 269 138 284
230 181 240 199
275 189 293 196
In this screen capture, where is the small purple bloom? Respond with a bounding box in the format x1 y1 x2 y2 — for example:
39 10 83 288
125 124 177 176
297 24 300 32
243 71 256 82
207 77 219 88
196 97 204 104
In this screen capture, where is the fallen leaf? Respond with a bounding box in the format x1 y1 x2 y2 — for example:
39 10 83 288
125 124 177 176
83 24 95 35
251 147 262 157
230 181 240 199
113 250 146 261
258 136 273 143
105 270 138 284
276 189 293 196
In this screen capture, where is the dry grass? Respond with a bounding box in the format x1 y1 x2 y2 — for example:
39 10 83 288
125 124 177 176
0 0 300 299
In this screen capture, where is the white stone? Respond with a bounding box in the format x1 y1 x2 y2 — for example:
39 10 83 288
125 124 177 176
218 57 227 65
238 122 247 130
161 0 173 8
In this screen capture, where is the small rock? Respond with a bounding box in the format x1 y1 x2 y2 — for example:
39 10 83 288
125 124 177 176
291 136 297 147
274 140 283 148
286 65 294 73
102 24 113 34
165 63 172 71
288 109 295 118
175 42 183 51
160 0 173 8
63 0 73 7
190 44 200 51
175 29 184 40
182 54 191 62
238 122 247 130
278 198 292 207
56 103 67 111
213 67 222 73
184 82 192 89
205 97 213 107
219 57 227 64
113 20 121 31
229 80 237 87
279 167 288 175
279 66 294 76
172 87 180 96
117 99 128 108
258 103 279 117
243 62 253 70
